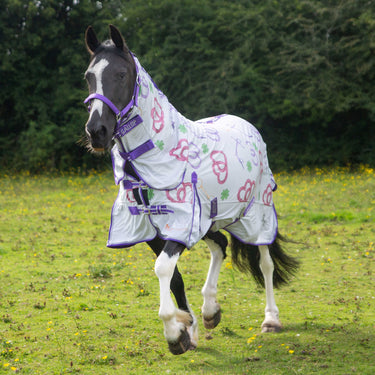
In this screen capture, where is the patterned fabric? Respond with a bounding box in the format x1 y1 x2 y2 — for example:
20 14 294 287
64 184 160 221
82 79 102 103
108 55 278 249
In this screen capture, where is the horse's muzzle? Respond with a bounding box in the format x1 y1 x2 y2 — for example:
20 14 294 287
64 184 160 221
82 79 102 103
86 122 109 151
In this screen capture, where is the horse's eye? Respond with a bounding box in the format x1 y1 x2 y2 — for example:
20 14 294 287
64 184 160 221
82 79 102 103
117 72 126 80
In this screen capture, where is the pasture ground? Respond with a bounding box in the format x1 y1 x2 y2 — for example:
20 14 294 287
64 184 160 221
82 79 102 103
0 166 374 374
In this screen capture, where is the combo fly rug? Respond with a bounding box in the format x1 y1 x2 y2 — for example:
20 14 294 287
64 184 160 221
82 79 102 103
83 25 299 355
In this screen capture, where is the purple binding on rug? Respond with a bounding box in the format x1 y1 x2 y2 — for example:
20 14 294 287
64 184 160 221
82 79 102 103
116 115 143 137
129 205 174 215
210 198 218 218
119 139 155 161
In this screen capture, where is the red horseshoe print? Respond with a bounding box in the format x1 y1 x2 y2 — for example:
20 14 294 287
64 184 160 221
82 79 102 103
262 184 273 206
210 151 228 184
237 179 255 202
151 97 164 133
166 183 192 203
125 189 136 203
169 139 189 161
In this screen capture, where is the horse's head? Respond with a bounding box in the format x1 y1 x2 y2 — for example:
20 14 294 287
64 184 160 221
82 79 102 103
84 25 136 152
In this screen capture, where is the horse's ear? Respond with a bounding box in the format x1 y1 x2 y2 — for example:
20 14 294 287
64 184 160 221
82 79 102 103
109 24 128 52
85 26 100 55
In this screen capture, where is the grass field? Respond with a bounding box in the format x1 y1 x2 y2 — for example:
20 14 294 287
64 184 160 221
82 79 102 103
0 166 374 374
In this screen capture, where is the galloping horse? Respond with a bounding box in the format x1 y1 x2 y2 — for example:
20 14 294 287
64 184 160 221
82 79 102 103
83 25 299 355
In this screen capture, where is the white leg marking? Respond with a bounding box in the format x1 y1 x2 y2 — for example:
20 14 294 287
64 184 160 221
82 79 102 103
155 252 188 343
201 238 224 328
259 245 282 332
86 58 109 117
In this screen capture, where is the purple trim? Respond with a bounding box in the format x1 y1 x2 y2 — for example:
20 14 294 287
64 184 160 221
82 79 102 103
197 114 227 124
243 197 255 217
129 206 140 215
115 115 143 138
107 235 157 249
119 139 155 161
188 171 202 245
210 198 218 218
123 180 148 189
271 176 277 192
128 205 174 215
155 234 191 249
84 93 119 114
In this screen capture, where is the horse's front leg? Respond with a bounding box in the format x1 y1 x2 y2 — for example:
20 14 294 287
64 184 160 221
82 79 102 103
154 240 194 354
201 231 227 329
259 245 282 332
148 238 198 349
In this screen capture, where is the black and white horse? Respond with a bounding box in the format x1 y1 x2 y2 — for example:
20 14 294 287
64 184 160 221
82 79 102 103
83 25 299 355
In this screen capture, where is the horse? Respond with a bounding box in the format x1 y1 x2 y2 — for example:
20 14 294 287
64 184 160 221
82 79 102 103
83 25 299 355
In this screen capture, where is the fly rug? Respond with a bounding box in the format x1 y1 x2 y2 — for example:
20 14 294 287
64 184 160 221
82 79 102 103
83 25 299 355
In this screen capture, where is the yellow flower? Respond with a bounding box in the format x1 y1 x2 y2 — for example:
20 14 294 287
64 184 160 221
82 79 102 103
247 335 257 344
289 350 294 354
102 355 108 360
225 261 233 269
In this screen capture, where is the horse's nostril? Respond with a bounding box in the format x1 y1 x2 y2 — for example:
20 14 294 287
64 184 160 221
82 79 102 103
88 124 106 138
87 124 108 149
98 125 107 138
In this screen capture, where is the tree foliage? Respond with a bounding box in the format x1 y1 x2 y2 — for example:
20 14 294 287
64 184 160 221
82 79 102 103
1 0 374 171
0 0 118 171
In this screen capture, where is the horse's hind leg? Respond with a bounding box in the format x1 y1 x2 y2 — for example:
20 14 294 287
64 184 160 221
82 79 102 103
154 240 195 355
201 231 227 329
259 245 282 332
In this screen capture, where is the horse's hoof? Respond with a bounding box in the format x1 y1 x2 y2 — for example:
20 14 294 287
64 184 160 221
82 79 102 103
189 341 197 351
168 328 191 355
261 322 282 333
203 309 222 330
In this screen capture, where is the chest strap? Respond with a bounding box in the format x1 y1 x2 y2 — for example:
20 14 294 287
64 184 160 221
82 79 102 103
119 139 155 161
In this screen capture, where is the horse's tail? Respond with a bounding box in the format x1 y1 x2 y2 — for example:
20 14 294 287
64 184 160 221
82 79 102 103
230 232 299 288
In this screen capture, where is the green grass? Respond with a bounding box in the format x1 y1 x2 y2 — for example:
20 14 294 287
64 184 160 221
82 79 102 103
0 167 374 374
